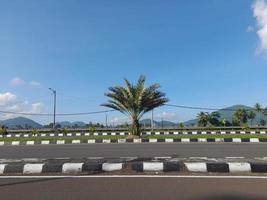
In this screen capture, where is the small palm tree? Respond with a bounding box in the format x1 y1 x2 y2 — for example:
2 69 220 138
255 103 262 126
233 108 248 126
247 110 256 126
101 76 169 136
197 112 209 127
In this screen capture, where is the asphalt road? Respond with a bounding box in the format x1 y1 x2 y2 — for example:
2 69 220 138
0 176 266 200
0 143 267 159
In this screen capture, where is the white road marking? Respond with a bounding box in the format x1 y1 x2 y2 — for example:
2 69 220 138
1 175 267 179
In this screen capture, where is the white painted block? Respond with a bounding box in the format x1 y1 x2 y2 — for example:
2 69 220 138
183 132 188 135
93 133 99 136
23 164 44 174
230 131 236 134
133 138 142 143
215 138 224 142
149 138 157 143
85 133 90 136
76 133 81 136
67 133 72 136
88 139 95 143
260 131 266 134
6 135 11 138
103 139 111 143
211 131 216 134
198 138 207 142
228 162 251 173
62 163 83 173
102 132 107 136
102 163 123 172
146 132 151 135
15 134 20 137
143 162 163 171
232 138 242 143
250 138 259 143
240 131 246 134
181 138 190 143
26 141 35 145
58 134 63 137
11 141 20 145
72 140 80 144
250 131 256 134
192 131 197 135
201 132 207 134
41 140 50 145
155 132 160 135
0 141 4 145
0 135 2 138
57 140 65 144
41 134 46 137
221 131 226 134
120 132 125 136
111 132 116 136
173 132 178 135
165 138 174 143
49 134 55 137
185 162 207 172
164 132 169 135
0 164 6 174
118 139 126 143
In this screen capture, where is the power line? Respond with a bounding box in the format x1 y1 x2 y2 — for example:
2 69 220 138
164 104 256 112
0 109 115 116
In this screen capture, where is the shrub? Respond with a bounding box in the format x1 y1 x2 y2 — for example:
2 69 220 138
0 126 8 135
32 128 39 136
63 128 69 135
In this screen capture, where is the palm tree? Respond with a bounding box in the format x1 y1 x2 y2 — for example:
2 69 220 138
197 112 209 127
208 112 221 126
247 110 256 126
233 108 248 126
254 103 262 126
101 75 168 136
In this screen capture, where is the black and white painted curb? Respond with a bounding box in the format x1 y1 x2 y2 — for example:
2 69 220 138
1 130 267 138
1 137 267 146
1 161 267 174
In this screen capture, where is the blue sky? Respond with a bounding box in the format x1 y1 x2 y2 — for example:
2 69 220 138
0 0 267 125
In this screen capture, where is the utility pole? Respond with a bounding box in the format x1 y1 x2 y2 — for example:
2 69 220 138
105 113 108 127
151 109 154 130
49 88 56 130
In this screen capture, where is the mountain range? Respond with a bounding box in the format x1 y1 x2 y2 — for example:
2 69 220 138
0 105 266 129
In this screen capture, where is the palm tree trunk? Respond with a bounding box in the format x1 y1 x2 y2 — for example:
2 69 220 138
131 118 140 136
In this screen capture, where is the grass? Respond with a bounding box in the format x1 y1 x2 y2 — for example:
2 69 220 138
145 134 267 139
0 136 126 142
1 134 267 142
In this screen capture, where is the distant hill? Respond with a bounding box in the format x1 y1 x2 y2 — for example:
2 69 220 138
0 117 42 129
184 105 267 126
56 121 86 128
140 119 177 127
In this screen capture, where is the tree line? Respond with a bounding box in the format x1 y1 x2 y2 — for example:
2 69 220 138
196 103 267 127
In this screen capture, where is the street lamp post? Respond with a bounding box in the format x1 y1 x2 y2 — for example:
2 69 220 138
49 88 56 130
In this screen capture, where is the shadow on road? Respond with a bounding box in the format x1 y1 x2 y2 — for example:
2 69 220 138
195 195 265 200
0 178 60 188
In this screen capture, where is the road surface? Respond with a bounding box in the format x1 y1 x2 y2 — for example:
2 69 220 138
0 143 267 159
0 176 266 200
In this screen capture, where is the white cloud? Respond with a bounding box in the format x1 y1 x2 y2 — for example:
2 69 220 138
253 0 267 55
9 77 41 87
9 77 26 87
110 116 129 125
155 112 177 121
30 102 45 113
246 25 255 32
29 81 41 87
0 92 45 119
0 92 17 106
